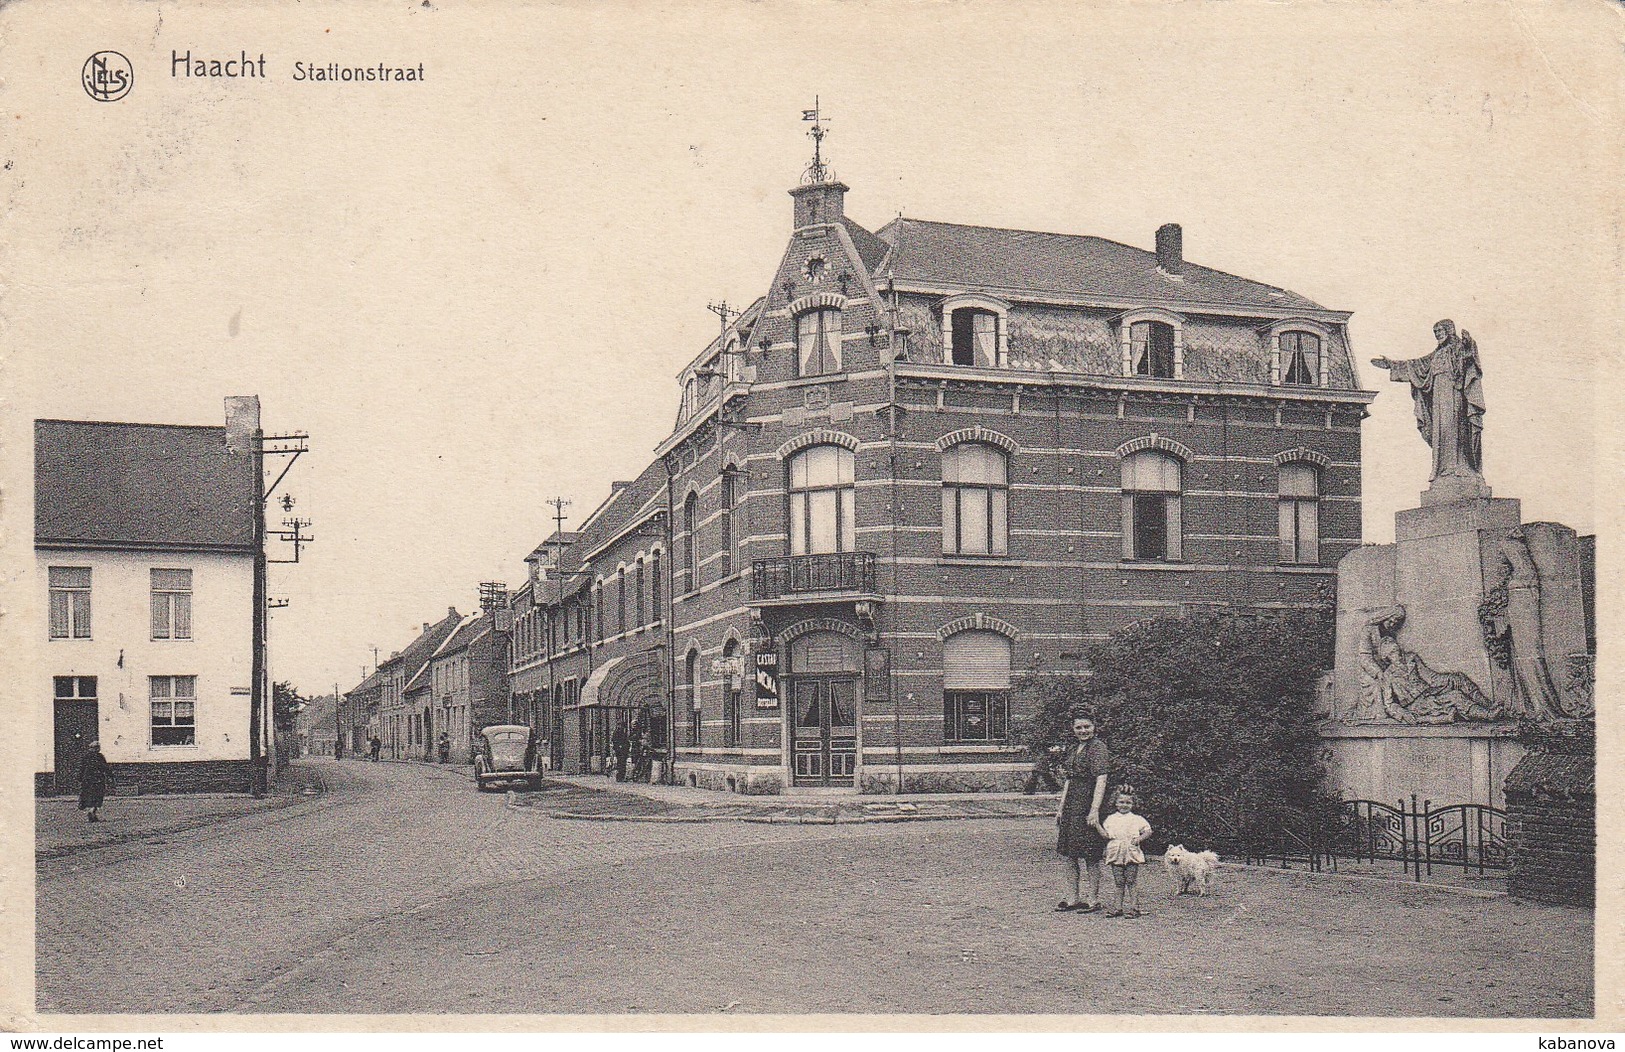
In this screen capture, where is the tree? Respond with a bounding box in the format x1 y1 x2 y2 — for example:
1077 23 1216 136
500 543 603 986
1012 607 1336 853
272 680 309 771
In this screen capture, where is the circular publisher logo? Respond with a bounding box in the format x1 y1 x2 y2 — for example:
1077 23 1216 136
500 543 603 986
82 51 133 102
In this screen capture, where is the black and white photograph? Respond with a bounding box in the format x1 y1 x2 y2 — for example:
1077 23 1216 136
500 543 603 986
2 0 1615 1035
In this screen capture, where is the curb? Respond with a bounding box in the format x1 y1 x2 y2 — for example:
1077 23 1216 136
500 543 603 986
541 808 1054 825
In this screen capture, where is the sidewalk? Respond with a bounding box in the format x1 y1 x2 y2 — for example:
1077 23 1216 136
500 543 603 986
517 771 1061 824
36 764 326 860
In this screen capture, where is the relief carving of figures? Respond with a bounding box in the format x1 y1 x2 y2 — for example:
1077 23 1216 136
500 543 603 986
1356 605 1502 724
1481 527 1565 720
1371 319 1486 483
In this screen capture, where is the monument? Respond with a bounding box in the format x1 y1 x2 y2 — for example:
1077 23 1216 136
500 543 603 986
1325 321 1594 808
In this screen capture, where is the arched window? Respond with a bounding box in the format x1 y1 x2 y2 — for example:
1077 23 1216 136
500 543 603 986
616 568 627 635
685 649 701 748
1122 451 1183 561
788 445 856 555
950 307 1000 367
1278 462 1321 564
682 492 699 593
795 308 842 377
941 443 1009 555
1131 320 1177 378
720 467 737 577
650 549 662 622
1282 331 1321 386
635 559 645 627
722 638 741 748
943 630 1012 744
593 585 604 645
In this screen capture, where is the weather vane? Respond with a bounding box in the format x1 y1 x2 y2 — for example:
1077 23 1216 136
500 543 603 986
801 97 831 185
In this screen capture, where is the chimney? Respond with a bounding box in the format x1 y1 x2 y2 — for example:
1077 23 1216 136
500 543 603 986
789 180 849 230
448 606 459 619
224 395 260 454
422 623 432 634
1155 224 1183 274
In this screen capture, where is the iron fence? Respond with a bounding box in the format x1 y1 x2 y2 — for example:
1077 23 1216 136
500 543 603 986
1239 795 1507 881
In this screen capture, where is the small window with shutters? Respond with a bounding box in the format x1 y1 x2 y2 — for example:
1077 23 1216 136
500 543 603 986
943 630 1012 744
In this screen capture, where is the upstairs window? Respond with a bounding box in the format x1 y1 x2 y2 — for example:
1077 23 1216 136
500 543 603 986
682 492 700 593
1282 331 1321 386
789 445 856 555
616 570 627 636
1279 462 1321 564
1131 321 1177 378
651 550 663 622
796 308 842 377
48 566 92 640
151 568 193 640
950 308 999 367
941 444 1009 556
719 469 737 577
1121 451 1183 561
635 559 645 627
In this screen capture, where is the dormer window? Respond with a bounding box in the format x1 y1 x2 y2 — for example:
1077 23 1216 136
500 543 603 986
940 295 1009 368
1281 331 1321 386
796 307 842 377
1118 309 1184 379
1132 321 1176 378
950 309 998 367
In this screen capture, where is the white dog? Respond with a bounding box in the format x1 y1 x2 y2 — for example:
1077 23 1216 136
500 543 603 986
1163 845 1220 897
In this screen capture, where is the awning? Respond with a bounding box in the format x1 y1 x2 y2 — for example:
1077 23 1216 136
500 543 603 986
575 648 666 710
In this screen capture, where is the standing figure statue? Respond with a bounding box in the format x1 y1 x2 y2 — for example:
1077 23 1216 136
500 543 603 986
1493 528 1563 720
1372 320 1486 484
1356 605 1501 724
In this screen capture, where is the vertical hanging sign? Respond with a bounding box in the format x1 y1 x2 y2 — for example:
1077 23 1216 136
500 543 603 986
754 651 779 709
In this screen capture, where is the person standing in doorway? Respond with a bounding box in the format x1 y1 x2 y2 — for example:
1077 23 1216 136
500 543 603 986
438 730 451 764
611 723 630 782
1053 713 1111 913
369 736 381 762
78 740 111 823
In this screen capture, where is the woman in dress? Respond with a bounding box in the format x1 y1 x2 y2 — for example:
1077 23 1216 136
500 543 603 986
1054 713 1111 913
78 740 111 823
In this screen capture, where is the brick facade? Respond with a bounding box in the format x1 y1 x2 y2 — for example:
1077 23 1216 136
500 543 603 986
1505 724 1595 907
38 759 254 797
508 173 1372 794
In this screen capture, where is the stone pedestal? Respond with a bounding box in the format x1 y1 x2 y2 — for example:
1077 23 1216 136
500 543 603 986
1320 722 1523 809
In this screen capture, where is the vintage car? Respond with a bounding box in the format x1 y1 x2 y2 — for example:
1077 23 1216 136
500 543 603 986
473 724 542 792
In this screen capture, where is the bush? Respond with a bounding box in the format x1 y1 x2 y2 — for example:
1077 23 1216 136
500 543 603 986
1012 608 1337 854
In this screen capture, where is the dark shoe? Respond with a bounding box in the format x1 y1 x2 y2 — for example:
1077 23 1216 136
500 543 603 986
1125 909 1142 918
1075 902 1102 914
1104 910 1123 917
1054 901 1081 912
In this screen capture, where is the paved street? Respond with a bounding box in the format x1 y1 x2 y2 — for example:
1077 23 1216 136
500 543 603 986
37 758 1592 1018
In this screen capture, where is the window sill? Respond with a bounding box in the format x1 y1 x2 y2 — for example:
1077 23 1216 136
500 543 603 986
782 372 849 389
938 555 1017 567
939 744 1021 754
1118 561 1196 572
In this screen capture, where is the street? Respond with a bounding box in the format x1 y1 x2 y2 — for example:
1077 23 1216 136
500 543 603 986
37 758 1593 1017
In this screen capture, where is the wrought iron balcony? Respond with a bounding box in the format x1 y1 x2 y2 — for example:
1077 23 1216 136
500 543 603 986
752 552 877 602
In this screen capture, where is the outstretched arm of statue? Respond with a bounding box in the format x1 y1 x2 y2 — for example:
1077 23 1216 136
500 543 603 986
1370 356 1393 370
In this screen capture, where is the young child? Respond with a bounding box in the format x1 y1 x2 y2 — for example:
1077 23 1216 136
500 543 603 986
1101 787 1152 918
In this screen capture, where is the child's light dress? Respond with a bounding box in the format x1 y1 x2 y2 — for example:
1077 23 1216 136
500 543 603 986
1101 811 1151 865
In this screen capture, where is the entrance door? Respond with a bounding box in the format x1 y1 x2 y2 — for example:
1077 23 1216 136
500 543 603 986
791 677 857 787
53 675 99 794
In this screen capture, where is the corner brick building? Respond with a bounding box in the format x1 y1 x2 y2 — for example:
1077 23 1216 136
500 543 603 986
509 167 1374 794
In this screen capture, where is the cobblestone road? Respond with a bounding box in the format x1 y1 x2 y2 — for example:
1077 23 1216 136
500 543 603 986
36 758 1593 1018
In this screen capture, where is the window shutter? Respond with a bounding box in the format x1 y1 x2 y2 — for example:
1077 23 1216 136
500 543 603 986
1165 495 1182 561
943 631 1012 690
1121 494 1136 561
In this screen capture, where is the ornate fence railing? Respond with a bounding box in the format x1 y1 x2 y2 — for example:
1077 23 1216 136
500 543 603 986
1238 796 1507 881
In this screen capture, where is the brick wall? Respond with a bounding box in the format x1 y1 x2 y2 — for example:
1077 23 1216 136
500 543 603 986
38 759 254 796
1505 729 1594 907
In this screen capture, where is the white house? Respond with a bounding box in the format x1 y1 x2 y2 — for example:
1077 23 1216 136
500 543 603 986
35 397 269 795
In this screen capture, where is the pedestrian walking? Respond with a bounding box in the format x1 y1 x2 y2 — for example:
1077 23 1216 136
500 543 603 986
369 736 381 762
1100 787 1151 918
1053 712 1111 914
438 731 451 764
611 724 630 782
78 740 111 823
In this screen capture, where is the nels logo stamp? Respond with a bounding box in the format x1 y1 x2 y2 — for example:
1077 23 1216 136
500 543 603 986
82 51 133 102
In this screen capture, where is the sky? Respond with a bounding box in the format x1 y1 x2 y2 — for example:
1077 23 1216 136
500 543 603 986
4 1 1616 695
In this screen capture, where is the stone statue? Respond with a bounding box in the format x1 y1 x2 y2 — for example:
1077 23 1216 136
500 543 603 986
1489 527 1563 720
1372 320 1486 484
1355 605 1502 724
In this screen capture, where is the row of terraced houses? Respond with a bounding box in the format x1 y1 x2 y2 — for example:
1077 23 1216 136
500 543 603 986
351 163 1374 793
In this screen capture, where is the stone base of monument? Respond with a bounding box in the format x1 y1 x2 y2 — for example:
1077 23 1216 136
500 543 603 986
1320 721 1524 809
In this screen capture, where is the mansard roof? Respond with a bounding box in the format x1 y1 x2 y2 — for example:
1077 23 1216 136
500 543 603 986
874 217 1326 313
